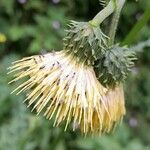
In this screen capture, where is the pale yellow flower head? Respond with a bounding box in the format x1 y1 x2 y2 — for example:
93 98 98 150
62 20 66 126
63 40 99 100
8 50 125 135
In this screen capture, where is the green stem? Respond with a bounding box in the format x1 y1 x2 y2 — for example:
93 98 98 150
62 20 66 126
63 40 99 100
108 0 126 45
89 0 115 27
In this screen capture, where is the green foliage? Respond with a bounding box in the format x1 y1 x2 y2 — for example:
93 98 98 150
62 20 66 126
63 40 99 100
0 0 66 55
0 0 150 150
123 6 150 45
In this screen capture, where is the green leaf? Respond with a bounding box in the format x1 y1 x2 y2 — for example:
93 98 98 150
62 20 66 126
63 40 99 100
8 26 36 41
123 7 150 45
0 0 14 15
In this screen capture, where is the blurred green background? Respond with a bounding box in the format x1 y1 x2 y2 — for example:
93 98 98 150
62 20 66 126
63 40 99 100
0 0 150 150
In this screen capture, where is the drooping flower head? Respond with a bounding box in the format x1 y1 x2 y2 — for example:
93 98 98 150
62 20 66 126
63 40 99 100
8 21 132 135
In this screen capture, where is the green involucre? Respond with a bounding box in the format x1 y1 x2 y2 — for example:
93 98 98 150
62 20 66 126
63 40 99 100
63 21 108 65
94 45 136 87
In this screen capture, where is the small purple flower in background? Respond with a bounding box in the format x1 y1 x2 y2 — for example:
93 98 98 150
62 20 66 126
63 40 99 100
129 117 138 128
52 0 60 4
52 21 61 30
18 0 27 4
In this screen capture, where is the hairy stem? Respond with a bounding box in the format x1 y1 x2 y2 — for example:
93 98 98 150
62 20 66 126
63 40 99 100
108 0 126 45
89 0 115 27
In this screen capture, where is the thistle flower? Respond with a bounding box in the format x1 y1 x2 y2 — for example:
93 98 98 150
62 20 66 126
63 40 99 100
8 49 125 134
7 0 132 135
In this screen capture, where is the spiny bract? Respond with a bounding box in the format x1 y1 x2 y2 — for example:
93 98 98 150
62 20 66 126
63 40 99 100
63 21 108 65
94 45 136 87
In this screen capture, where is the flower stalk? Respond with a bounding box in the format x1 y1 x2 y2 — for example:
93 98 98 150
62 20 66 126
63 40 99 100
90 0 126 45
109 0 126 45
90 0 115 27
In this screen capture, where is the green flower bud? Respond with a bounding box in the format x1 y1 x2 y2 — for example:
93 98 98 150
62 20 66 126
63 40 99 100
94 45 137 87
63 21 108 65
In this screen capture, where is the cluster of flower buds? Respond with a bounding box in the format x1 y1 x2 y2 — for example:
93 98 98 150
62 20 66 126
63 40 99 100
63 21 136 87
8 0 137 135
